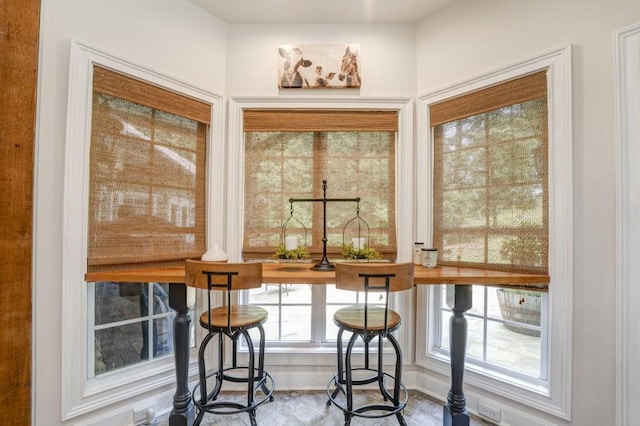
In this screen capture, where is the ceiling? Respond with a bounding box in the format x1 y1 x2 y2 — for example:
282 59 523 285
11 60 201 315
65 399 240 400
190 0 456 24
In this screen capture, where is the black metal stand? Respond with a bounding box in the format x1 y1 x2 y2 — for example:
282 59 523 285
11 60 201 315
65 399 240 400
289 180 359 271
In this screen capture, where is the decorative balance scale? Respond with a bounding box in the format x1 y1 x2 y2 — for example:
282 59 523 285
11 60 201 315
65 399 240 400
281 180 372 271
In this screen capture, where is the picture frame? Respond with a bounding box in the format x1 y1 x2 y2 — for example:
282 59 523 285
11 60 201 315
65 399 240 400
278 44 361 89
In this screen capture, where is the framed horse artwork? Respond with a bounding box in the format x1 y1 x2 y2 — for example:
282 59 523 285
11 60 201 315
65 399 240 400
278 44 361 89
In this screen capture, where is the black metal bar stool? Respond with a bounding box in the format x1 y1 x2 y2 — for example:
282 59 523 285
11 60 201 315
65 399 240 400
326 262 414 426
185 260 274 426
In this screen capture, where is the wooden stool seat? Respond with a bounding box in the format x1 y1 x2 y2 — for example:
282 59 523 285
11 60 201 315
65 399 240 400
200 305 268 329
333 305 401 332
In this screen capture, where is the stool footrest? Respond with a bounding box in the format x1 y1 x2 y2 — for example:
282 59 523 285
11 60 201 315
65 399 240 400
326 373 408 420
193 370 275 416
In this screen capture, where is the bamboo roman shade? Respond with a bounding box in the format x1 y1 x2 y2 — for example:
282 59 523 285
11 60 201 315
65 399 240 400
431 71 549 274
243 110 398 132
243 109 398 259
87 66 209 271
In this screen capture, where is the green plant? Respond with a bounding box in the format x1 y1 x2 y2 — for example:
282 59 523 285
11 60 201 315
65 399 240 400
499 235 544 267
341 244 382 260
272 244 310 260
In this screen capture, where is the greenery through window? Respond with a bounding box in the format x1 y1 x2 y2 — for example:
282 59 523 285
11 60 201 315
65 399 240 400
432 73 548 274
243 110 397 260
430 71 549 386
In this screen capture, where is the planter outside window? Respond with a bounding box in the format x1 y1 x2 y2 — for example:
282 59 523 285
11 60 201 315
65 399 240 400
496 289 541 337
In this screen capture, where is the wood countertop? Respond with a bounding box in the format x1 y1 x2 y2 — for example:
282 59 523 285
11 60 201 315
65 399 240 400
85 263 549 287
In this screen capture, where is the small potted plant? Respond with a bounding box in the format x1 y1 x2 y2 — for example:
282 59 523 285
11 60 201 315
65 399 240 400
272 244 310 261
341 243 382 261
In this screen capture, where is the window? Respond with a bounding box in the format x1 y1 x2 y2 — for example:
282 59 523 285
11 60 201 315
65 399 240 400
62 40 223 419
416 46 572 419
242 110 398 261
226 98 413 362
431 72 549 385
242 109 397 345
86 66 208 376
90 282 174 376
430 72 549 386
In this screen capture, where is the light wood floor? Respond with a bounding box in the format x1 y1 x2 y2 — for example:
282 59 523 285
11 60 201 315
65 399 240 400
155 389 496 425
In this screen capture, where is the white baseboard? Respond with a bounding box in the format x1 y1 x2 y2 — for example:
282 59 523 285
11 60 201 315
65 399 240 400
70 365 566 426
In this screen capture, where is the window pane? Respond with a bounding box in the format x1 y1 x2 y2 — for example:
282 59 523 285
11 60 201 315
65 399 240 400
466 316 484 360
95 281 144 325
486 320 541 377
95 321 148 374
327 284 357 304
261 305 280 341
92 281 178 376
281 306 311 341
281 284 311 304
249 286 313 342
440 310 450 351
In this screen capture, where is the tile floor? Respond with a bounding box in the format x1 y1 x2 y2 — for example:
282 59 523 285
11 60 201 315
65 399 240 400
154 389 496 425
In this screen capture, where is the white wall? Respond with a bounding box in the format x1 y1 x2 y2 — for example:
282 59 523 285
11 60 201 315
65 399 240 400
34 0 640 423
416 1 640 425
34 0 226 424
225 24 416 97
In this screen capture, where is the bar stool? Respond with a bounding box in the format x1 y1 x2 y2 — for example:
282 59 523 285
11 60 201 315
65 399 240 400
185 260 274 426
326 262 414 426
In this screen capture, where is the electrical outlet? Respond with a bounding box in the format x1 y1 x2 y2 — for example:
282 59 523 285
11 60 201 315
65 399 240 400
478 400 501 423
132 406 153 425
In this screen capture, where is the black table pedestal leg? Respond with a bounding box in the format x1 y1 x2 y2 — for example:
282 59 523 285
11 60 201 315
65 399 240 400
443 284 472 426
168 283 195 426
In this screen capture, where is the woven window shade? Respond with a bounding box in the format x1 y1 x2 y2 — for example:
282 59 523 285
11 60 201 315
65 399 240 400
93 66 211 124
431 71 549 275
87 66 208 272
243 110 397 260
243 109 398 132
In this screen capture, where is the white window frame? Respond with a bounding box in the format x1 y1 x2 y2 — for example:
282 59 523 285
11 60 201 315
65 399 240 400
227 97 414 366
61 39 224 420
415 45 573 419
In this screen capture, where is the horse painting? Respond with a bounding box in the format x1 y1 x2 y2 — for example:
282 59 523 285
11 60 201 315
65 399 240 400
279 47 312 88
338 46 360 88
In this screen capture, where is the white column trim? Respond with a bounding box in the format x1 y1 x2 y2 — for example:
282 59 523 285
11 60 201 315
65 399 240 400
614 22 640 426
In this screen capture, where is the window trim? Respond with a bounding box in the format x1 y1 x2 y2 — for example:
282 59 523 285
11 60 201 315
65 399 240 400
415 45 573 419
61 39 224 420
615 23 640 426
227 97 414 365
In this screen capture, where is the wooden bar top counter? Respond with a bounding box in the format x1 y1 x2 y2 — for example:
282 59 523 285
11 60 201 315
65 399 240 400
84 261 549 426
85 262 550 286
